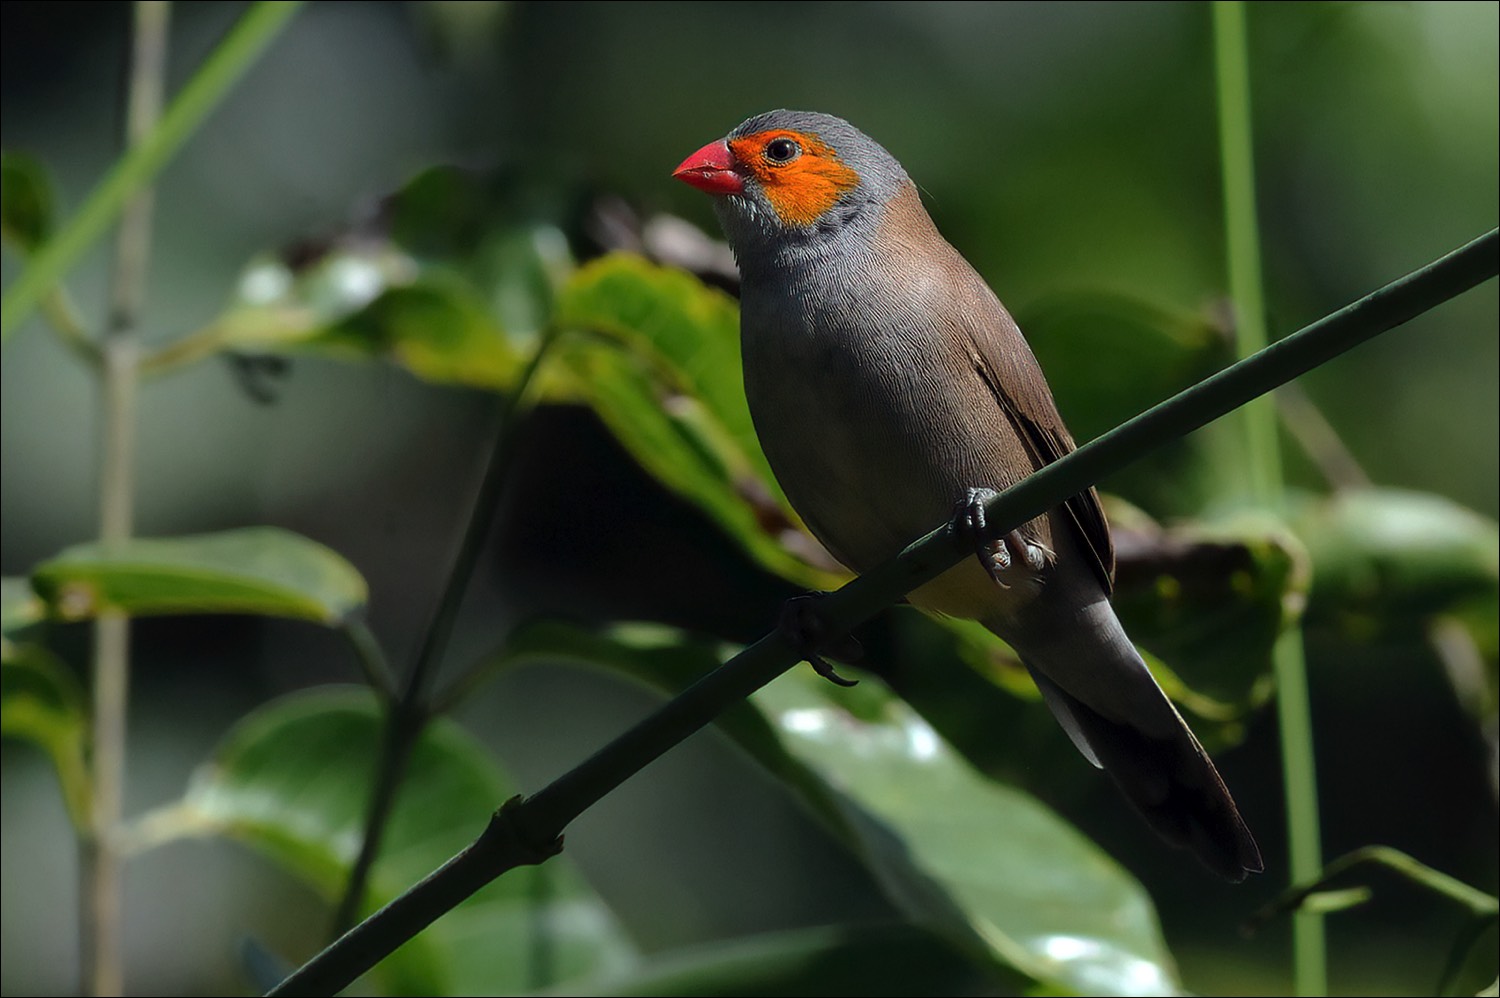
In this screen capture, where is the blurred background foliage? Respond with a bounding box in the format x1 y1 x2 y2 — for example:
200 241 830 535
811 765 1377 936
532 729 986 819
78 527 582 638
1 2 1496 995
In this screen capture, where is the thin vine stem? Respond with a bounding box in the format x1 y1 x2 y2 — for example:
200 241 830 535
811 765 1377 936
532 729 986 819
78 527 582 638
1212 5 1327 994
41 286 101 367
80 4 169 994
1275 384 1371 490
329 327 563 935
341 616 399 704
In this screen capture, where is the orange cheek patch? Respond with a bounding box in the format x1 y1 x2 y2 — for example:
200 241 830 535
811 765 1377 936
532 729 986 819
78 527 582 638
730 130 860 227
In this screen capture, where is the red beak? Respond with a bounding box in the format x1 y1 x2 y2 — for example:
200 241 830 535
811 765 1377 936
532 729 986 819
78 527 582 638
673 139 745 195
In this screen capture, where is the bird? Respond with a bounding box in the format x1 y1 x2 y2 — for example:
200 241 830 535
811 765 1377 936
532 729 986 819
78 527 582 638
673 109 1263 881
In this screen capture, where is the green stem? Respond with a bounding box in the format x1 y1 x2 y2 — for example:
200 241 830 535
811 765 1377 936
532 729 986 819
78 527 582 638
1248 845 1499 929
341 616 398 704
0 1 304 341
81 4 169 994
1244 844 1499 996
1275 384 1371 490
269 230 1500 998
1212 4 1326 994
329 328 562 936
40 285 102 368
138 320 235 376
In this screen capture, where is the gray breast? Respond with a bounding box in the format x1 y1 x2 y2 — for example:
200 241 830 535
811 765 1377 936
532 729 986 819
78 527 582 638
739 262 1030 572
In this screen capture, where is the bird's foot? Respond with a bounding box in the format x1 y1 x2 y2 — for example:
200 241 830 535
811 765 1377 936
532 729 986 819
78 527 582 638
951 486 1050 587
777 592 861 688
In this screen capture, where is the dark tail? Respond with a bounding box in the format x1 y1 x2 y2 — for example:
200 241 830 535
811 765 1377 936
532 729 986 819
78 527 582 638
995 601 1263 881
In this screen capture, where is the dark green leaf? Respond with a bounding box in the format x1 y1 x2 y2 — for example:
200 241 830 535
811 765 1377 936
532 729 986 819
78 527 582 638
133 689 633 995
1 151 54 253
385 165 497 260
382 164 574 337
31 528 367 625
1 643 90 828
1109 504 1308 714
1021 292 1238 516
554 923 1006 997
1289 488 1500 628
1022 292 1233 442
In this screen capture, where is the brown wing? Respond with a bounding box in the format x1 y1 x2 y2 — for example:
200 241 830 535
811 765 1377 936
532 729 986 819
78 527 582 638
874 183 1114 591
963 284 1116 594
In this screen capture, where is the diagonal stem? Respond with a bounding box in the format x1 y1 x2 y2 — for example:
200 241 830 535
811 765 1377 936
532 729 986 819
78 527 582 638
0 1 305 341
329 329 561 935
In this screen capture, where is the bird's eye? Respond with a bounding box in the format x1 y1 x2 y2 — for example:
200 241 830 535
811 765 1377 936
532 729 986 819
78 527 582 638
764 137 801 164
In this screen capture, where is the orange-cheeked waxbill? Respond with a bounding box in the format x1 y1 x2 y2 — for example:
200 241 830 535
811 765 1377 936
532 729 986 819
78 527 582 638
675 109 1263 881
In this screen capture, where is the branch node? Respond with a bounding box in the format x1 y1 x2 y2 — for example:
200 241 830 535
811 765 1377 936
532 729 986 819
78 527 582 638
491 796 565 867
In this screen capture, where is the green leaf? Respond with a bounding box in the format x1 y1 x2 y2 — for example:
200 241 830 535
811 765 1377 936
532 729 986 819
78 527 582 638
131 689 633 995
1 151 55 253
1109 504 1308 714
2 575 45 644
1 643 90 828
557 255 760 472
215 247 525 387
556 923 1006 997
484 620 1176 996
1289 488 1500 629
552 256 843 590
310 279 522 388
752 670 1178 997
30 527 367 625
384 164 498 261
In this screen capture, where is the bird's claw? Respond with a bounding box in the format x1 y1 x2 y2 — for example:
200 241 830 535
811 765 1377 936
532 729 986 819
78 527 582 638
778 593 862 688
951 486 1050 586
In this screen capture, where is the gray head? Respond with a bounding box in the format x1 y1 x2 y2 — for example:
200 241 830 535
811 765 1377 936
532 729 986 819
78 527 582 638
674 110 913 266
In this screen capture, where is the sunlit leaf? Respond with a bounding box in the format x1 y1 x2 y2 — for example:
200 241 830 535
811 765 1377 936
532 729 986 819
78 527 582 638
552 255 843 589
30 528 367 625
2 575 44 644
214 245 525 388
483 620 1177 996
753 670 1179 997
130 688 633 995
1 643 90 828
557 254 759 473
1 151 54 253
230 243 415 333
312 279 521 388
